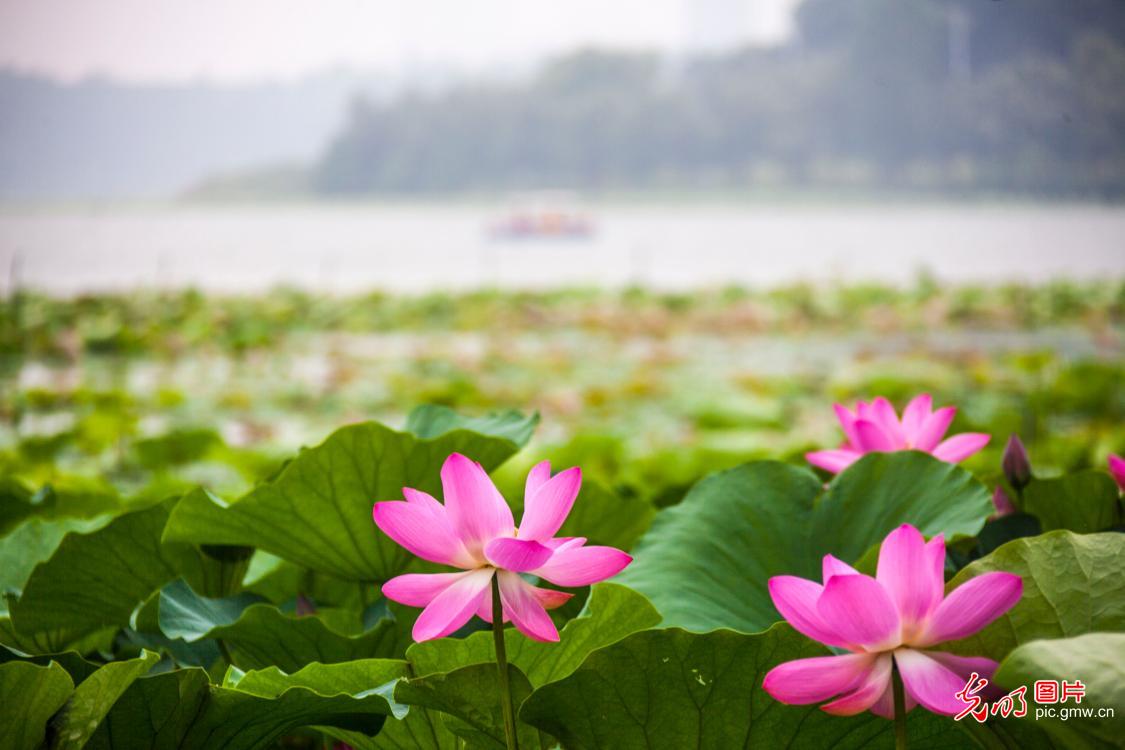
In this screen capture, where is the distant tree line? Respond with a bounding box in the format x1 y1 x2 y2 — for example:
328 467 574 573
314 0 1125 197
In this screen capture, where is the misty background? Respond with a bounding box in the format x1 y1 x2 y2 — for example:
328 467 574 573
3 0 1124 201
1 0 1123 295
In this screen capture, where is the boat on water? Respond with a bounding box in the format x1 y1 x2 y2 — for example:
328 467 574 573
487 191 596 240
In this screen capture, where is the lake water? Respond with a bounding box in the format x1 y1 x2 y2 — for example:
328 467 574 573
1 202 1123 294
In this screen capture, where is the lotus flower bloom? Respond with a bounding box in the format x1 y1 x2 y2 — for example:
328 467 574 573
763 524 1022 718
1109 454 1125 493
806 394 991 474
373 453 632 642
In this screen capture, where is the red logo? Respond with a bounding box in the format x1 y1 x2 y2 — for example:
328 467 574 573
958 676 1085 723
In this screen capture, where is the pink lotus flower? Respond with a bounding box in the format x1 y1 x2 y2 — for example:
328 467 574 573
763 524 1022 718
806 394 991 474
1109 454 1125 493
373 453 632 643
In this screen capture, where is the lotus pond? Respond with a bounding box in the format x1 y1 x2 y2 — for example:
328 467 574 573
0 282 1122 749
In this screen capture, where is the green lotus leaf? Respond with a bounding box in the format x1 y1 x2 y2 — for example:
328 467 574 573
994 632 1125 748
520 624 966 749
0 660 74 750
404 405 539 446
162 419 533 582
406 583 660 687
8 502 192 651
1021 471 1122 534
617 453 992 633
86 658 409 749
946 531 1125 661
50 650 161 750
395 662 549 750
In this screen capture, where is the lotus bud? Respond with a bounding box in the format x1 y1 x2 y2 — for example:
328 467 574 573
1109 454 1125 493
992 486 1016 517
1001 434 1032 491
295 593 317 617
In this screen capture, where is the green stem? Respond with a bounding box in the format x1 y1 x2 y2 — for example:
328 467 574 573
892 657 908 750
217 639 235 667
956 720 1011 750
491 574 519 750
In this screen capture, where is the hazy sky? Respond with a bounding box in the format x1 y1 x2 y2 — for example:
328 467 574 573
0 0 798 84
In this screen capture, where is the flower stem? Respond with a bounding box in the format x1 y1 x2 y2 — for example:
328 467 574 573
491 574 519 750
217 639 235 667
892 658 908 750
956 720 1011 750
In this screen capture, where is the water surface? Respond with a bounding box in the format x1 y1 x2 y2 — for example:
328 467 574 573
2 202 1122 294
